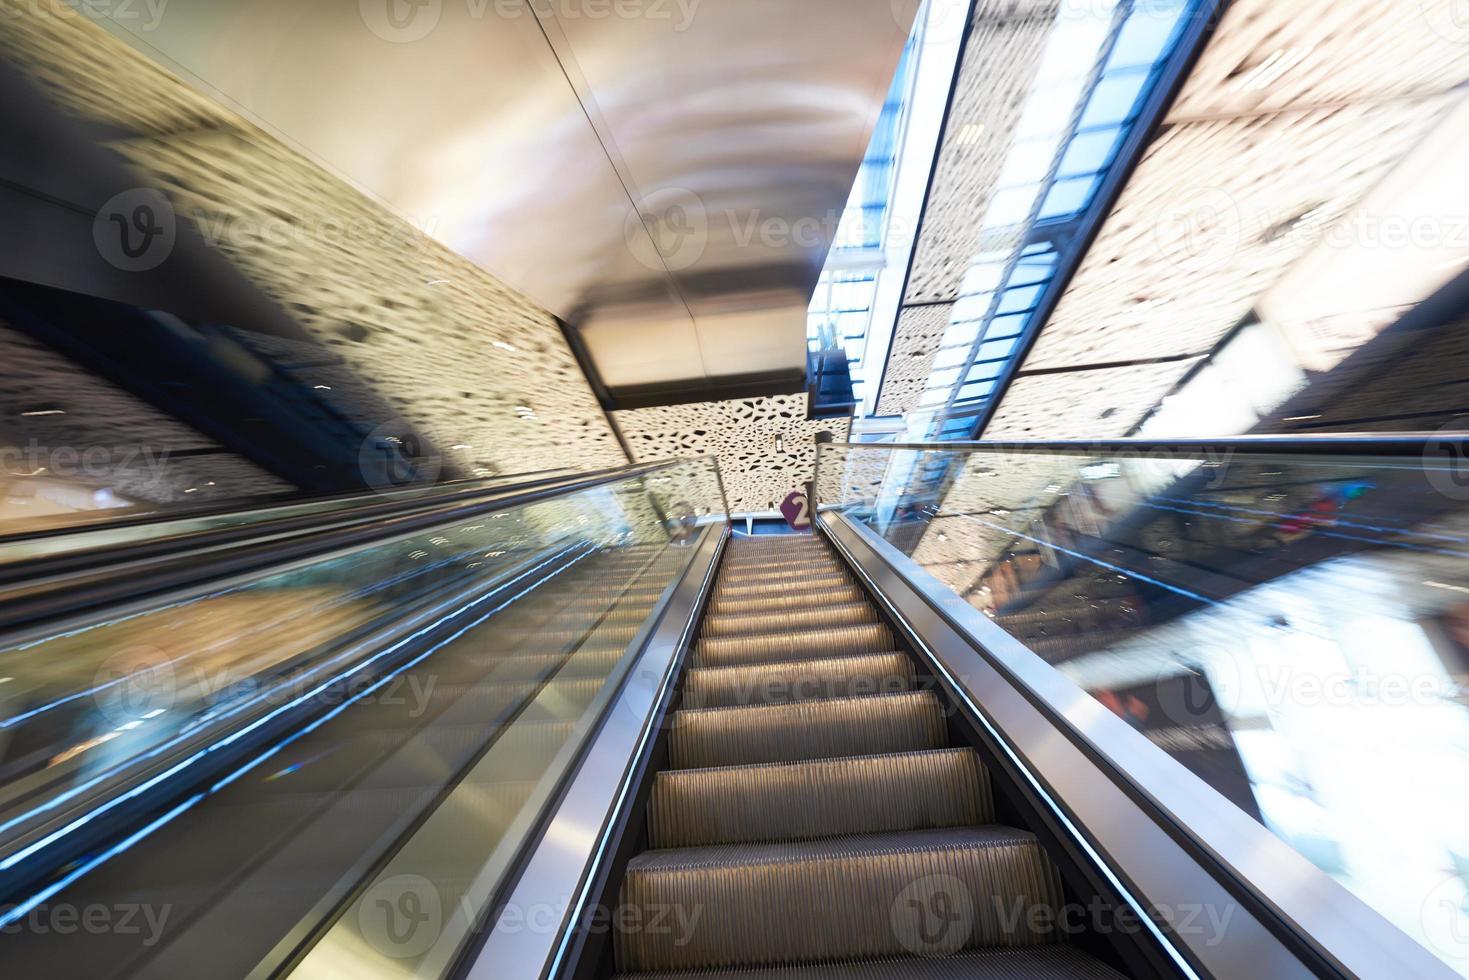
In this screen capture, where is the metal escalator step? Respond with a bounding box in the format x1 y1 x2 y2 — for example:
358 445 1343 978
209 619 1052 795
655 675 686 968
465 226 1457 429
615 826 1065 972
714 573 852 599
612 946 1127 980
723 549 827 564
648 748 994 848
693 622 895 669
681 652 913 709
729 536 825 551
670 691 945 768
720 555 842 577
700 602 879 637
715 565 847 589
708 584 865 616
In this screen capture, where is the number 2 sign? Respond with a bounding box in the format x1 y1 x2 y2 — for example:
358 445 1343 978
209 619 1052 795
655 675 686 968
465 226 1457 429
780 490 811 531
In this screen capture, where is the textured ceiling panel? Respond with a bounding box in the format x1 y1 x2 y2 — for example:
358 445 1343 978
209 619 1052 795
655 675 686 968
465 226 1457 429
615 394 850 514
1167 0 1469 121
984 359 1203 439
902 1 1058 305
985 0 1469 439
0 5 628 487
1023 96 1455 369
876 304 955 416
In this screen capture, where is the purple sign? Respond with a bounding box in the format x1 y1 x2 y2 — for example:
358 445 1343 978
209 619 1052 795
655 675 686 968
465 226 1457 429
779 490 811 531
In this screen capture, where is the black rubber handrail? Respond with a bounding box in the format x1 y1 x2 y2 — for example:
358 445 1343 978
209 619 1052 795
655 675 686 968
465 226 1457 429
821 432 1463 457
0 467 609 585
0 459 705 635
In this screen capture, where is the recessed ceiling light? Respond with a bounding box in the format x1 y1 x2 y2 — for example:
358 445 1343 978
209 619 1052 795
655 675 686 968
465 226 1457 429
956 123 985 146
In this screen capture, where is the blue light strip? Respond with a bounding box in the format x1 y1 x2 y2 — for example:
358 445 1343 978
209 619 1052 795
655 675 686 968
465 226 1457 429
0 545 598 923
0 544 586 864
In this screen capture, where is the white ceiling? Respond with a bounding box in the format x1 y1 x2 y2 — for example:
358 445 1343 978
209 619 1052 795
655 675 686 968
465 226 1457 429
87 0 913 397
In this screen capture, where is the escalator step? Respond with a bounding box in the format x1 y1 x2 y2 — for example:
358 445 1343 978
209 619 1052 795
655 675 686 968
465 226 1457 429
612 946 1126 980
681 652 914 709
708 584 865 617
614 946 1127 980
714 573 852 599
670 691 945 769
718 557 844 581
648 748 994 848
615 826 1065 972
728 536 824 551
693 623 895 669
700 602 880 637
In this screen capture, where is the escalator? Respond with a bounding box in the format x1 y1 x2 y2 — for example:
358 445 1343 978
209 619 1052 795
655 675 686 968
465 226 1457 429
0 543 684 977
0 439 1461 980
608 533 1123 979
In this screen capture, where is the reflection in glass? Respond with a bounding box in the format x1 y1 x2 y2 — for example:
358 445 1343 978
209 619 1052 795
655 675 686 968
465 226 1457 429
818 442 1469 974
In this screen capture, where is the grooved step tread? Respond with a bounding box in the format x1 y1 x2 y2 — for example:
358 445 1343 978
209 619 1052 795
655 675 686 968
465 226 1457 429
708 584 865 617
612 946 1128 979
617 827 1065 972
700 602 879 637
681 652 914 709
693 622 895 669
720 556 843 575
649 748 994 848
670 691 946 769
714 574 852 599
